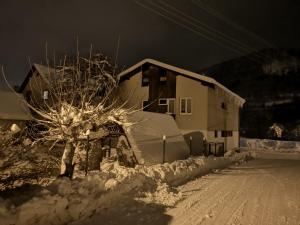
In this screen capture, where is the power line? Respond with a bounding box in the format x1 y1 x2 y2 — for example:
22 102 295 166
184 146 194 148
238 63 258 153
191 0 275 48
133 0 262 64
155 0 269 62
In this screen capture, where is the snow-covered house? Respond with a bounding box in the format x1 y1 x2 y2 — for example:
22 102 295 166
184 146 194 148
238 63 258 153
0 91 32 130
117 59 246 153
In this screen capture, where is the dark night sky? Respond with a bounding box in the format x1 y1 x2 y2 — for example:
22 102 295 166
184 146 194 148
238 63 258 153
0 0 299 88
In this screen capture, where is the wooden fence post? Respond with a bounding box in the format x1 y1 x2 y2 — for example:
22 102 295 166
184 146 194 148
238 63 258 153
162 135 166 163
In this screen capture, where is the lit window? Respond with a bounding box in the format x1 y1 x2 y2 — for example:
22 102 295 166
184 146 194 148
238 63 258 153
43 90 49 100
180 98 192 114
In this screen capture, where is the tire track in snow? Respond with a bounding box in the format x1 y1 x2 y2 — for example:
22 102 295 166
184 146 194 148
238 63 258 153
167 158 300 225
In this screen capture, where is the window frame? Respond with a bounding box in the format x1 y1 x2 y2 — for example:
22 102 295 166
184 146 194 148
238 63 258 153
158 98 176 114
180 97 192 115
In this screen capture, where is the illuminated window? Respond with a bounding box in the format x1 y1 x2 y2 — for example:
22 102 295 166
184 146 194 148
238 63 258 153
43 90 49 100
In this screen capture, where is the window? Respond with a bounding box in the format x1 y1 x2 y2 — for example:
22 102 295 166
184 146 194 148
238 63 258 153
180 97 192 114
142 77 149 86
214 130 218 138
142 100 149 111
221 131 233 137
159 98 175 114
160 76 167 82
43 90 49 100
159 99 167 105
221 102 227 110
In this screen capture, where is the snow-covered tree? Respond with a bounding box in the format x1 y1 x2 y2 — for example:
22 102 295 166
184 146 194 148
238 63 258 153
27 51 133 177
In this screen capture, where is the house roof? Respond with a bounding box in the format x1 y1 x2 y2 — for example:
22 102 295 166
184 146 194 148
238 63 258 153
0 91 32 120
18 63 55 92
118 58 246 106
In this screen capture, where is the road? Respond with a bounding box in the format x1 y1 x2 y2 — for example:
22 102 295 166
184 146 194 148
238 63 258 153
167 156 300 225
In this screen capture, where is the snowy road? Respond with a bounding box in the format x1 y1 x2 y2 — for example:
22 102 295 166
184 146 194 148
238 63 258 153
168 157 300 225
78 154 300 225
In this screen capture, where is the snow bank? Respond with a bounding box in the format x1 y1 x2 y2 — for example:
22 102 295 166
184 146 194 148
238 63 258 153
240 137 300 153
0 153 252 225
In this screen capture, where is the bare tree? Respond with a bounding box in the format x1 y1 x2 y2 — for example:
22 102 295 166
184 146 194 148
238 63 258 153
25 50 134 177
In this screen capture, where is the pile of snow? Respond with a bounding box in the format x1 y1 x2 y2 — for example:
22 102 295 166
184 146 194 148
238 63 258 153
0 152 253 225
240 137 300 153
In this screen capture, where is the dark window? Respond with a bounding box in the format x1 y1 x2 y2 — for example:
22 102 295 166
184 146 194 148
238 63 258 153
159 70 167 84
221 102 227 110
221 131 233 137
159 99 167 105
214 130 218 138
142 100 149 111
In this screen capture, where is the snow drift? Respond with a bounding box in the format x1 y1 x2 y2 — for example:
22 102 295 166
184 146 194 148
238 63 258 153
0 152 252 225
240 137 300 152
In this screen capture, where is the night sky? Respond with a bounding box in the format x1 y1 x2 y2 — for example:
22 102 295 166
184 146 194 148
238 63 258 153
0 0 299 88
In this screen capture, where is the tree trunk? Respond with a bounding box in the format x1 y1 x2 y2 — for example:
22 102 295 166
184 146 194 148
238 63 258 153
88 140 102 171
60 140 76 178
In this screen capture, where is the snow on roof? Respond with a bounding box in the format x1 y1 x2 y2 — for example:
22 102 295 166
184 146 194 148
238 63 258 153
0 91 32 120
33 63 56 82
118 58 246 106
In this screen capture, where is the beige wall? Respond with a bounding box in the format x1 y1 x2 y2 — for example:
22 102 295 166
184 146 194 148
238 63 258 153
207 87 240 150
207 87 239 131
175 76 208 132
118 72 149 109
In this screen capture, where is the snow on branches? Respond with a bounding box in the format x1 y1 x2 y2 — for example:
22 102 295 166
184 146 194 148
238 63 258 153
26 51 134 177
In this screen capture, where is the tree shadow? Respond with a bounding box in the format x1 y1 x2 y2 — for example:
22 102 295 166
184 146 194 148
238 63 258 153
0 183 44 206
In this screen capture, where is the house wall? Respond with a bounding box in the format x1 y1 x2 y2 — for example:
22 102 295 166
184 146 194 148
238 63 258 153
175 76 209 154
118 69 241 152
22 71 48 106
207 87 240 150
146 66 176 113
118 71 149 109
175 75 208 131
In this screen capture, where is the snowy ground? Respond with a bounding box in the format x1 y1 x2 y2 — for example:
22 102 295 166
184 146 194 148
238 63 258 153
0 152 251 225
79 152 300 225
2 150 300 225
